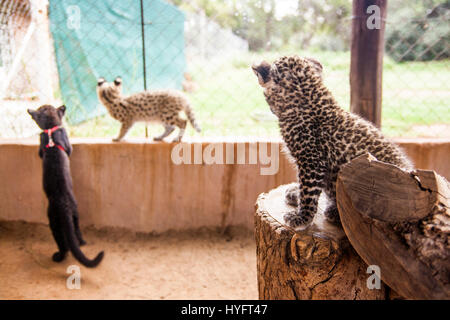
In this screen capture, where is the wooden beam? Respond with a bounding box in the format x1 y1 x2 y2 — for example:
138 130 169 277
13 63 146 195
350 0 387 128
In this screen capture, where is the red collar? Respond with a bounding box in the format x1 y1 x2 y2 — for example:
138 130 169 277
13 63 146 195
44 126 65 151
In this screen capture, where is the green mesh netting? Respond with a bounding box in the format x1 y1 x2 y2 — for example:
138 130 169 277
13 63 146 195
49 0 185 124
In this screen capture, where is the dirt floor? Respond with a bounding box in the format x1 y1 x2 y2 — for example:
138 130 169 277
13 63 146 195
0 221 258 300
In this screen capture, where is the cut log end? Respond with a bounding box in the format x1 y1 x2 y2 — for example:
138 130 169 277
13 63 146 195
255 184 389 300
337 154 450 300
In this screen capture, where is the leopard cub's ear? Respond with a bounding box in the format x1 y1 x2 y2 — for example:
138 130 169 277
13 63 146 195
97 77 106 86
252 61 272 86
305 57 323 75
114 77 122 86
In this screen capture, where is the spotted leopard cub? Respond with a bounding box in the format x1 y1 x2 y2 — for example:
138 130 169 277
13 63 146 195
97 77 201 142
253 56 413 229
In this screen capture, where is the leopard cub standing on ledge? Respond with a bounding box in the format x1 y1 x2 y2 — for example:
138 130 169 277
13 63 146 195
97 77 201 142
253 56 413 229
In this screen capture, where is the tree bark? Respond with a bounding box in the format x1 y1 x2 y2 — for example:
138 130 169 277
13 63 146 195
255 184 389 300
337 154 450 300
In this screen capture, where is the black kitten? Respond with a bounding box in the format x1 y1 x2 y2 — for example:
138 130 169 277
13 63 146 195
28 105 104 268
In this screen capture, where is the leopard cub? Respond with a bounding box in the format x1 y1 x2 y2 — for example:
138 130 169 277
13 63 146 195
97 77 201 142
253 56 413 229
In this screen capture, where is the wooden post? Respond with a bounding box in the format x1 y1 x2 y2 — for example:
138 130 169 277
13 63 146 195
350 0 387 127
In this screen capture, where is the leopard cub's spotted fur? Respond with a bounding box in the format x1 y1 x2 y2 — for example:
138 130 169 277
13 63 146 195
253 56 413 229
97 77 201 142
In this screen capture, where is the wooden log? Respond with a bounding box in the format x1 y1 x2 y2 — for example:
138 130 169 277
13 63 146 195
255 184 389 300
337 154 450 300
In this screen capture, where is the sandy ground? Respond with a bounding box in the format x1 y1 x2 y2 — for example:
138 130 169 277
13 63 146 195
0 221 258 300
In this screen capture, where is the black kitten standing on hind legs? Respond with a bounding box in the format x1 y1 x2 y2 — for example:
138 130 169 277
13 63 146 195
27 105 104 268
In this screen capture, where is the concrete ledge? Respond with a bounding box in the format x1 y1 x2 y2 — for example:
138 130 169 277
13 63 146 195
394 138 450 180
0 138 448 233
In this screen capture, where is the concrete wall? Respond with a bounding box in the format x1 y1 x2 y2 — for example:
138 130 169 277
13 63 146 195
0 138 448 233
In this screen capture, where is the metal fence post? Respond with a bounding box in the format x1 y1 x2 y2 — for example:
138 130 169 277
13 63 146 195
140 0 148 138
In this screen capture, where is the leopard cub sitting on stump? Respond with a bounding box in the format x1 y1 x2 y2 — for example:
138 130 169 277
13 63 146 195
253 56 413 229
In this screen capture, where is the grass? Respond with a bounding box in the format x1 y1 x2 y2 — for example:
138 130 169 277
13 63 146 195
67 50 450 140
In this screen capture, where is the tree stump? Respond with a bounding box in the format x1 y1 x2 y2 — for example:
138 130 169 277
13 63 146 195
255 184 388 300
337 154 450 300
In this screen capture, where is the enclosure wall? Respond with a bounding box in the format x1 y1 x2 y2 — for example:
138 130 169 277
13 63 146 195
0 139 448 233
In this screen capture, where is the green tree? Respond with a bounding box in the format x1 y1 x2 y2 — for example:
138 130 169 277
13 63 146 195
171 0 353 51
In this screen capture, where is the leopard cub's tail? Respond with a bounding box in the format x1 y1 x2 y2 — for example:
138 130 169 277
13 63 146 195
184 103 201 133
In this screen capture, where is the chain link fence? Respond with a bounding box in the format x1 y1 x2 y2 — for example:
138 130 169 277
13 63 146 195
0 0 448 139
383 0 450 137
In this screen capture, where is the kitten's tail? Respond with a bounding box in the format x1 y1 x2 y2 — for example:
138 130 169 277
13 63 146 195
62 213 104 268
184 103 201 133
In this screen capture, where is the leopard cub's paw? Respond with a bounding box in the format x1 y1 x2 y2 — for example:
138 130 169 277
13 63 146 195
283 211 312 230
324 205 341 225
285 185 299 207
